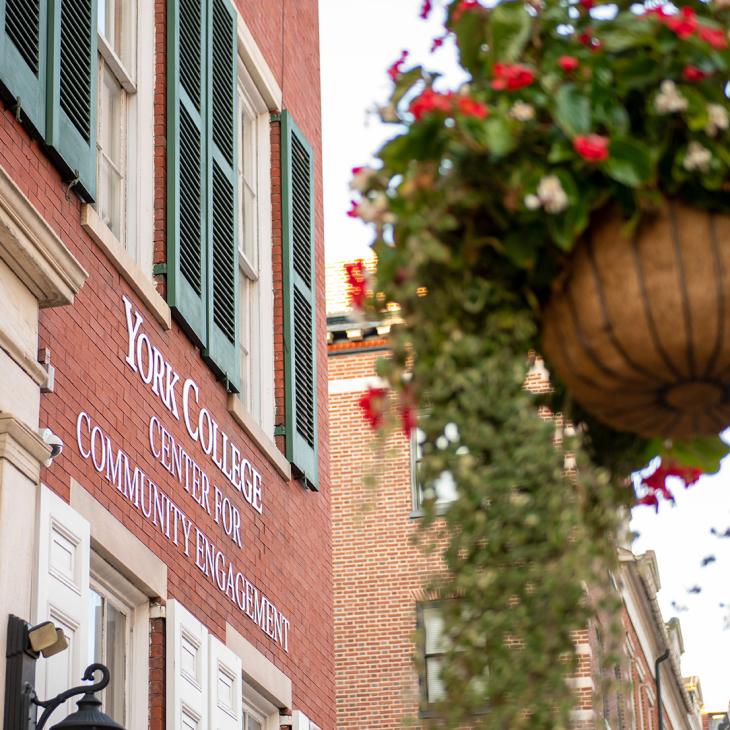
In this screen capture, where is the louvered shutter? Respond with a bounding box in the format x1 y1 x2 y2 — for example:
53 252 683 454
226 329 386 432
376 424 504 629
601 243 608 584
46 0 97 201
167 0 207 345
0 0 47 135
167 600 210 730
281 111 318 490
203 0 239 392
208 634 242 730
34 486 91 723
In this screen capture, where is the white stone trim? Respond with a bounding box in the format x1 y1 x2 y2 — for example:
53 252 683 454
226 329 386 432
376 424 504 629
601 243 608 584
0 163 87 307
0 326 47 386
226 622 292 708
81 204 171 330
70 478 167 598
0 413 50 481
567 676 594 690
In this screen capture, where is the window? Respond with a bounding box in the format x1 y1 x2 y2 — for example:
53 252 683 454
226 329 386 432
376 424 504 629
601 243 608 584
412 427 458 513
418 603 447 707
88 553 148 727
243 681 278 730
237 63 274 434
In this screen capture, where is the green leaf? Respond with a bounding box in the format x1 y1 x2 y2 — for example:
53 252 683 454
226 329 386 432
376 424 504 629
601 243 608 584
489 2 531 63
455 8 487 73
481 116 516 157
602 139 653 187
503 226 544 269
665 435 730 474
553 85 591 137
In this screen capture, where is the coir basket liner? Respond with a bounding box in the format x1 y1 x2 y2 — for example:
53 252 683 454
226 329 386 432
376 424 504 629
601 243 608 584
542 201 730 439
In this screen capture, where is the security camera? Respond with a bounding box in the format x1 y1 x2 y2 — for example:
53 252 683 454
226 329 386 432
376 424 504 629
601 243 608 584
39 428 63 466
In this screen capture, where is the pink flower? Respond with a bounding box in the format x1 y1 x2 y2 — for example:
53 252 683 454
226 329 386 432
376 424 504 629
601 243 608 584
558 55 579 72
573 134 609 162
454 95 489 119
491 63 535 91
410 89 453 121
347 200 359 218
387 50 409 82
665 6 698 39
358 387 388 430
698 25 728 49
683 65 710 82
419 0 433 19
344 260 367 309
431 33 448 53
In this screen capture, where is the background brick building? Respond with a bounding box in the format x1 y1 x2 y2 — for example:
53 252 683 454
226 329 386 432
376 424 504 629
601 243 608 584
0 1 333 728
327 257 704 729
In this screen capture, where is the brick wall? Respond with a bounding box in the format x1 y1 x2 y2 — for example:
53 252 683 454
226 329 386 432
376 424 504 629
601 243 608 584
0 0 334 726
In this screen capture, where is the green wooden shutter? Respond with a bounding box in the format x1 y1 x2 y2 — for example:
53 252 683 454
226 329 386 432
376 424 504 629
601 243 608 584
46 0 97 202
203 0 239 392
281 111 318 490
167 0 207 345
0 0 47 135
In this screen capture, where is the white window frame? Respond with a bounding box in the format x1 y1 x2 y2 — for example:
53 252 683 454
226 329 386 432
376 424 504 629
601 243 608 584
243 683 279 730
94 0 154 276
89 552 150 730
236 58 274 437
411 427 458 515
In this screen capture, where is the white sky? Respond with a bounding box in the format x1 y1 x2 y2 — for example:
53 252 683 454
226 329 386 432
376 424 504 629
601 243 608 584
319 0 730 711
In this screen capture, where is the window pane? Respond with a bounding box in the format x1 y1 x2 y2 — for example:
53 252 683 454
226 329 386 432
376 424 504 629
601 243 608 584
424 606 445 655
426 656 445 704
99 155 123 239
105 602 126 723
433 470 458 504
100 67 123 166
100 0 124 61
88 589 103 665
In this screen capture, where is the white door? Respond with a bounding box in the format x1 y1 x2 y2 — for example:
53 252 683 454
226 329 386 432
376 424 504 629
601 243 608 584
209 634 242 730
33 486 91 720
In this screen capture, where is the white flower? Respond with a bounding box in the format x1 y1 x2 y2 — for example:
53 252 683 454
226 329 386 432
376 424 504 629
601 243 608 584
706 104 729 137
683 141 712 173
537 175 569 214
655 80 687 115
357 194 395 224
349 166 377 193
509 101 535 122
524 194 541 210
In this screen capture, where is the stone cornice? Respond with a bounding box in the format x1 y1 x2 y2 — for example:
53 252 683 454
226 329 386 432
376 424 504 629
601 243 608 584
0 164 87 308
0 413 51 481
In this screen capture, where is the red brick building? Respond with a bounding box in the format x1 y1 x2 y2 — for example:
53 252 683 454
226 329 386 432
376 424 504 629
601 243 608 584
327 258 704 729
0 2 333 729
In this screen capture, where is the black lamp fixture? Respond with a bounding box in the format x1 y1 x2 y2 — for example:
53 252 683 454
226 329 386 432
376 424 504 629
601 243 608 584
4 615 125 730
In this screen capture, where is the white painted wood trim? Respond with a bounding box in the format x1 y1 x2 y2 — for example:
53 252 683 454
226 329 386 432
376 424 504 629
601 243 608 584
235 14 282 112
329 375 387 395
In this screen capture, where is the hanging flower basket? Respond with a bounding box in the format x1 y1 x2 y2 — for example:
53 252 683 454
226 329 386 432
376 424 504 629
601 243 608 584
543 201 730 438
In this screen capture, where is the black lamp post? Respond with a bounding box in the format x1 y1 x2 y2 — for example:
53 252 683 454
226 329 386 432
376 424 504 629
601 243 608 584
4 616 124 730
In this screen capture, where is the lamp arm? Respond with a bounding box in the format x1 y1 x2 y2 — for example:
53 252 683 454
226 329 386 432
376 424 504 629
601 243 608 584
32 663 110 730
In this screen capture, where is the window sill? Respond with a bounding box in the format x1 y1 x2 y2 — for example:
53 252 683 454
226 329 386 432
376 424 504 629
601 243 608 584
227 395 291 481
80 204 171 330
409 503 453 520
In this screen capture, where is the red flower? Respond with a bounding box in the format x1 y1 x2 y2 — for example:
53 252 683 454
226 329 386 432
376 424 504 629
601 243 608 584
351 165 364 176
452 0 481 24
491 63 535 91
431 33 447 53
387 50 409 82
665 6 698 39
558 55 580 72
419 0 433 19
454 95 489 119
344 260 367 309
637 492 660 512
358 387 388 430
578 30 602 51
410 89 453 121
683 65 710 82
579 0 594 8
645 6 671 20
573 134 609 162
665 463 703 486
637 459 704 511
347 200 359 218
698 25 728 50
